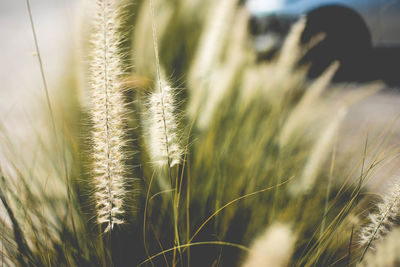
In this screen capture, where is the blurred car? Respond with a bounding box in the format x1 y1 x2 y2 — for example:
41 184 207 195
246 0 400 78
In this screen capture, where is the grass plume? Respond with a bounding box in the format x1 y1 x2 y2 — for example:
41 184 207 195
242 223 297 267
360 228 400 267
89 0 128 232
146 80 183 167
359 183 400 260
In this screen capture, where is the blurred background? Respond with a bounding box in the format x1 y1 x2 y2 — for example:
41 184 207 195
0 0 78 128
0 0 77 170
246 0 400 189
1 0 400 187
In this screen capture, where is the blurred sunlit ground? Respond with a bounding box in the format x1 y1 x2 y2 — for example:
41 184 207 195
0 0 76 132
341 89 400 191
0 0 76 156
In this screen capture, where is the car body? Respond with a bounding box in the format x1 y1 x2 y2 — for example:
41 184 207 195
246 0 400 53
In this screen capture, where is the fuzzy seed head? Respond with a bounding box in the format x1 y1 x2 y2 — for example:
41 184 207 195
243 223 296 267
89 0 127 232
361 228 400 267
359 184 400 249
277 17 306 75
147 82 183 168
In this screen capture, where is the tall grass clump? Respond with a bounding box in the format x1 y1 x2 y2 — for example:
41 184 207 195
0 0 397 266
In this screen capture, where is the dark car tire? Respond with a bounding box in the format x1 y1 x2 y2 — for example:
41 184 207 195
300 5 372 81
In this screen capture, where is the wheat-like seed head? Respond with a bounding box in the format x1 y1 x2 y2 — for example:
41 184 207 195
359 184 400 251
196 7 249 129
280 61 339 147
89 0 127 232
289 107 346 195
360 228 400 267
187 0 239 119
276 17 306 78
146 80 183 168
242 223 297 267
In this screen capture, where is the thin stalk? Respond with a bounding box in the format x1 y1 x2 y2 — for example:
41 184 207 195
138 241 250 267
25 0 57 140
143 171 156 267
320 141 337 237
148 0 181 259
